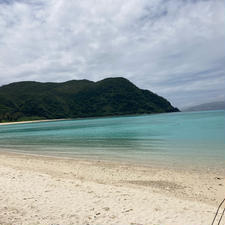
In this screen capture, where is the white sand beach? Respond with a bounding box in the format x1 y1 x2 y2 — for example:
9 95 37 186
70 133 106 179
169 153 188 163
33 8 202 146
0 150 224 225
0 119 66 126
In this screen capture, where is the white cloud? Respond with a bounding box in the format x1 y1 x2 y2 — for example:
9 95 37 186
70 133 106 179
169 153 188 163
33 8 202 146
0 0 224 107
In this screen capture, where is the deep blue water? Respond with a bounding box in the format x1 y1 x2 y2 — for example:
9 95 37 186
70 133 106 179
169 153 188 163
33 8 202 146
0 110 224 168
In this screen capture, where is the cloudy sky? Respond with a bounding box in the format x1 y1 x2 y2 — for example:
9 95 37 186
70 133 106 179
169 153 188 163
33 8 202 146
0 0 224 108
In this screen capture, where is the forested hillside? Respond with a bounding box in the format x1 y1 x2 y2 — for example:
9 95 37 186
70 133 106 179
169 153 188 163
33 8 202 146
0 77 179 122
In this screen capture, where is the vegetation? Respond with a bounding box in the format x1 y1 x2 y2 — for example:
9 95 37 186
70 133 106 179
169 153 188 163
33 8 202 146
0 77 179 122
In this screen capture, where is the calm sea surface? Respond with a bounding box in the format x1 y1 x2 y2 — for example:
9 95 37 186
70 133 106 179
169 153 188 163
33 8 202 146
0 110 224 168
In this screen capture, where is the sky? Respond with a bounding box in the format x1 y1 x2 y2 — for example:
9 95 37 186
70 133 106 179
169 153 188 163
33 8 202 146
0 0 224 108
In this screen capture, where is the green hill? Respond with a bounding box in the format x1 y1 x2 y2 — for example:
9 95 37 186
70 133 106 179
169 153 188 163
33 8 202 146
0 77 179 122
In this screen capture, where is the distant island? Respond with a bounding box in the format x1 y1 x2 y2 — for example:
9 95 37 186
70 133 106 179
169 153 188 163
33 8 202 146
183 101 225 112
0 77 179 122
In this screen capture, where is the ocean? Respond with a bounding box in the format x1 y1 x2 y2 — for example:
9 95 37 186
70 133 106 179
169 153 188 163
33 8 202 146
0 110 224 169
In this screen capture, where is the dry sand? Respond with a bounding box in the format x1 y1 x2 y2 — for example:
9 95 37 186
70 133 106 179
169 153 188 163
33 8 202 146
0 150 224 225
0 119 66 126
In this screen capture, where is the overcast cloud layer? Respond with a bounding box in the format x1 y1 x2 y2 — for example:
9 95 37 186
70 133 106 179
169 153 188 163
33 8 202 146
0 0 224 108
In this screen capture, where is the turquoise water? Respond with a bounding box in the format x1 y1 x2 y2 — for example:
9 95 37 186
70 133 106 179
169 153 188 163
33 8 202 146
0 110 224 168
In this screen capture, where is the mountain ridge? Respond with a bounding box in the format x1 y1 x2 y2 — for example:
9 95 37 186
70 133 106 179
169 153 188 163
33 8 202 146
0 77 179 122
183 101 225 112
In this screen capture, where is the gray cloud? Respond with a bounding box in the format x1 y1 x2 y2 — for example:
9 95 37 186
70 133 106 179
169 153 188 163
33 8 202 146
0 0 224 108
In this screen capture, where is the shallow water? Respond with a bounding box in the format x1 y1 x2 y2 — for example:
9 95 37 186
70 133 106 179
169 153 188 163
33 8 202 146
0 110 224 168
